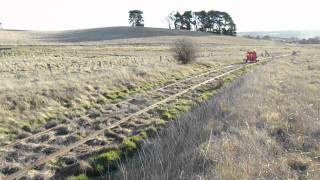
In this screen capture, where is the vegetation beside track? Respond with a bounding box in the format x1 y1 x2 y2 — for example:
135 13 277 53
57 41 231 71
63 61 261 179
109 49 320 179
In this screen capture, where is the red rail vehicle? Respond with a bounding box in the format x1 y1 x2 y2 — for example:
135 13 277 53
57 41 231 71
244 50 258 63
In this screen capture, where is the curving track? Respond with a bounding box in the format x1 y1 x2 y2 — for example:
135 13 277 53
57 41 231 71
0 64 235 151
1 54 290 180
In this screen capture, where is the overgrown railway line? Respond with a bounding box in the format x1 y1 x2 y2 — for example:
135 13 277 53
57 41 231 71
0 54 290 180
0 64 235 151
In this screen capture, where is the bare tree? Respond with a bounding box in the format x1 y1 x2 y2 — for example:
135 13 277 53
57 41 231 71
165 11 176 29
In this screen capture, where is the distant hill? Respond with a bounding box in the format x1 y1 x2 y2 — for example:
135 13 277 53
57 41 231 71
0 26 268 45
47 26 213 43
238 30 320 39
0 26 212 45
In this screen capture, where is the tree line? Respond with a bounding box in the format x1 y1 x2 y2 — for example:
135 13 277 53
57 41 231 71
129 10 237 36
170 11 236 36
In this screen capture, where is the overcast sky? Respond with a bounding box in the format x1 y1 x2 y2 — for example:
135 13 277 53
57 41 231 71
0 0 319 32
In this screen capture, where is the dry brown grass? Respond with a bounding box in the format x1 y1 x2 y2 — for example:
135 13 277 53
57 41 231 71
0 44 209 142
202 50 320 179
1 27 309 180
114 45 320 179
0 28 294 144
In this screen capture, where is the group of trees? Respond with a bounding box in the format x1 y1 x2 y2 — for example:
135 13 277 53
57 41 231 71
168 10 236 36
128 10 236 36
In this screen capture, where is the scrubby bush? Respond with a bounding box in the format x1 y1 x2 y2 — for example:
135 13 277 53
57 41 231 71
91 149 122 172
174 38 197 64
121 138 137 152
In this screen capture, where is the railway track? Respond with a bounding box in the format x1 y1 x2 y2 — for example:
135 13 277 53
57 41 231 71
0 64 235 151
0 54 290 180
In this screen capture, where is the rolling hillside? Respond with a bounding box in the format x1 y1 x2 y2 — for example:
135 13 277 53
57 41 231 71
0 27 208 44
0 26 274 45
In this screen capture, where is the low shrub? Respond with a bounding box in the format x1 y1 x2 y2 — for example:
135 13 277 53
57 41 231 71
173 38 197 64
